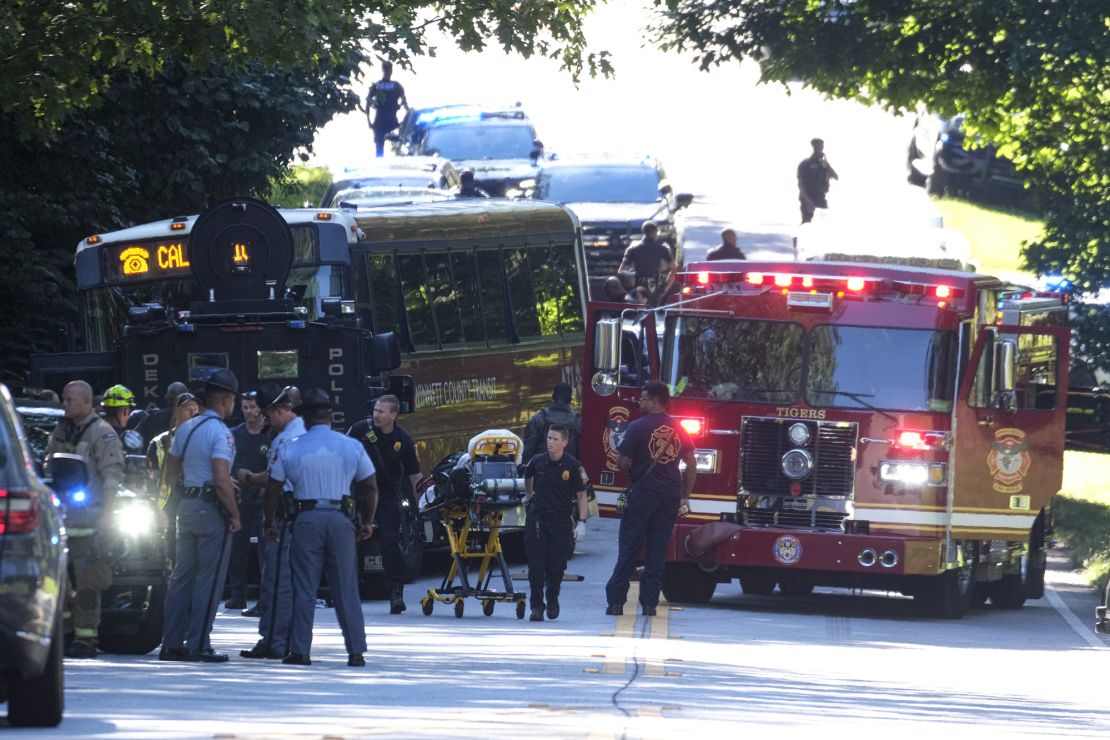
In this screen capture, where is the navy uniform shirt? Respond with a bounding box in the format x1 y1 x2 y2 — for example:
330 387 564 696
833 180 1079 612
170 410 234 487
231 422 269 499
616 412 693 499
369 80 405 131
272 425 375 502
524 452 587 517
346 420 419 496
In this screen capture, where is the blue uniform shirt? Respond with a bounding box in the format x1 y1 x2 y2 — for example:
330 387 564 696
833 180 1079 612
272 424 375 502
269 415 306 491
616 412 693 499
170 410 234 487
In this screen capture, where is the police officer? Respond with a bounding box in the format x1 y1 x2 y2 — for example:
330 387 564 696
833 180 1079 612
136 380 190 449
456 168 489 198
268 389 377 667
226 390 269 610
617 221 676 306
45 380 125 659
158 369 242 662
239 384 303 657
604 381 696 617
347 394 422 614
524 424 589 622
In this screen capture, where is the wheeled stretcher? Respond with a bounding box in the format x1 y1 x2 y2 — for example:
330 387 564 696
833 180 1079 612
419 430 528 619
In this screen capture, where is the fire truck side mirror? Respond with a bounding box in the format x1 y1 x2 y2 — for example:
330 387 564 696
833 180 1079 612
994 339 1018 414
592 318 621 397
371 332 402 371
594 319 620 372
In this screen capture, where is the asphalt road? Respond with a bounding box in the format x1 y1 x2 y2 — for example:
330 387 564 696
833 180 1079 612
25 517 1107 738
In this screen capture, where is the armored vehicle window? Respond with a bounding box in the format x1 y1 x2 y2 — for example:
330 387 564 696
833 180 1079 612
397 253 437 349
188 352 229 383
504 247 542 339
258 350 299 380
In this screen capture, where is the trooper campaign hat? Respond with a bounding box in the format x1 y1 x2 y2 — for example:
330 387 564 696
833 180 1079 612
297 388 334 412
204 369 239 394
256 383 301 411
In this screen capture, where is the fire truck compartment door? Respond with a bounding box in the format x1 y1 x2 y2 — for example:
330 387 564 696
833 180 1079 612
952 325 1069 540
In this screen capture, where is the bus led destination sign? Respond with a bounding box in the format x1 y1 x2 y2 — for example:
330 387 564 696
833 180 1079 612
105 239 191 281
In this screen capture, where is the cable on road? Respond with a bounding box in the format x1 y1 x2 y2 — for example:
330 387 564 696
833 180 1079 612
609 616 651 729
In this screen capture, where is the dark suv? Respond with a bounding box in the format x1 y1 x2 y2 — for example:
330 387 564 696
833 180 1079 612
907 114 1027 201
0 385 66 727
531 155 693 296
395 104 543 196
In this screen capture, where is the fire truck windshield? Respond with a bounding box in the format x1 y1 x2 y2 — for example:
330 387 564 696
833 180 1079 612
663 317 959 413
663 316 804 403
806 325 959 412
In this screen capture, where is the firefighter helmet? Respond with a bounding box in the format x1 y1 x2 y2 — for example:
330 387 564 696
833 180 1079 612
102 384 136 408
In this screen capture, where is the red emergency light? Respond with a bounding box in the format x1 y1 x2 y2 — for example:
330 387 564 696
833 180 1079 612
678 417 706 437
896 429 948 450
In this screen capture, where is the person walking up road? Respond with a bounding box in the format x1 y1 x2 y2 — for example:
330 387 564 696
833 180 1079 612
797 137 838 224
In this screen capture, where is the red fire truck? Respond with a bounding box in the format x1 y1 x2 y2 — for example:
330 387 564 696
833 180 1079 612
581 260 1069 618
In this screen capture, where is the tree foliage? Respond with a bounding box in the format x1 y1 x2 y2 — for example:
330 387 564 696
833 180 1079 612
651 0 1110 379
652 1 1109 286
3 0 610 140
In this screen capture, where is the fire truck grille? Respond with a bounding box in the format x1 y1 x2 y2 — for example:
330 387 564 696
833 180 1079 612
743 508 848 530
740 416 858 499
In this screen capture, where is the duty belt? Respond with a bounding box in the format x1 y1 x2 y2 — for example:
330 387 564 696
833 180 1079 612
296 497 356 517
183 485 220 505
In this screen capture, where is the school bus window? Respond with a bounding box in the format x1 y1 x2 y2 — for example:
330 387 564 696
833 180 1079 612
369 253 400 338
397 252 437 348
546 242 584 334
425 251 465 346
450 250 487 346
290 225 319 263
477 249 511 345
505 247 542 339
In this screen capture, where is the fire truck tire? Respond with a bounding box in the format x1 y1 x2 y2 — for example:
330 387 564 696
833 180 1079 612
739 571 778 596
913 544 976 619
1024 513 1047 600
661 563 717 604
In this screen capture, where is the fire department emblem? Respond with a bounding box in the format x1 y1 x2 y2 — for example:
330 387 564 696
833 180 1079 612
602 406 630 471
648 425 681 465
987 428 1031 494
773 535 803 565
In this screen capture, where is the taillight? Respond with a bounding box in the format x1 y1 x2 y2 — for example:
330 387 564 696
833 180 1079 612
678 417 706 437
0 489 41 535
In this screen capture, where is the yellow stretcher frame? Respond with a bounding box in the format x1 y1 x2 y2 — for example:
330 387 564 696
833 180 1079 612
419 502 527 619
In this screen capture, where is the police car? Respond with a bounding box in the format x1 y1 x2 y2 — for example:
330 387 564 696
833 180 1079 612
321 157 461 207
394 104 544 196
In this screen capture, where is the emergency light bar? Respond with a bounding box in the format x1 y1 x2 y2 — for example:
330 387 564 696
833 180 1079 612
679 270 966 305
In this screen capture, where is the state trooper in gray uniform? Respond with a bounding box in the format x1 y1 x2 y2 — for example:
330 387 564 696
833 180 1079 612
159 369 242 662
239 384 303 660
266 388 378 667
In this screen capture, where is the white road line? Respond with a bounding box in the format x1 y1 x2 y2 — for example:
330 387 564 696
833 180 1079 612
1044 584 1107 649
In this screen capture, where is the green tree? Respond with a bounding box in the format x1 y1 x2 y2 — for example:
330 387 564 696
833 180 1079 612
651 0 1110 374
3 0 610 140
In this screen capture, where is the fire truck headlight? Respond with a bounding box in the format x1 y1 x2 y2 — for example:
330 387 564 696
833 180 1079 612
693 449 718 474
879 461 945 486
781 449 814 480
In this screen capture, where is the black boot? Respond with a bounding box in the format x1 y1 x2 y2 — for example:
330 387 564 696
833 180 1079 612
389 584 406 615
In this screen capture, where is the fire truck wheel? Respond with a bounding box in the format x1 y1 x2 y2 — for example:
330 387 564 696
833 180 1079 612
739 571 778 596
913 542 977 619
661 563 717 604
